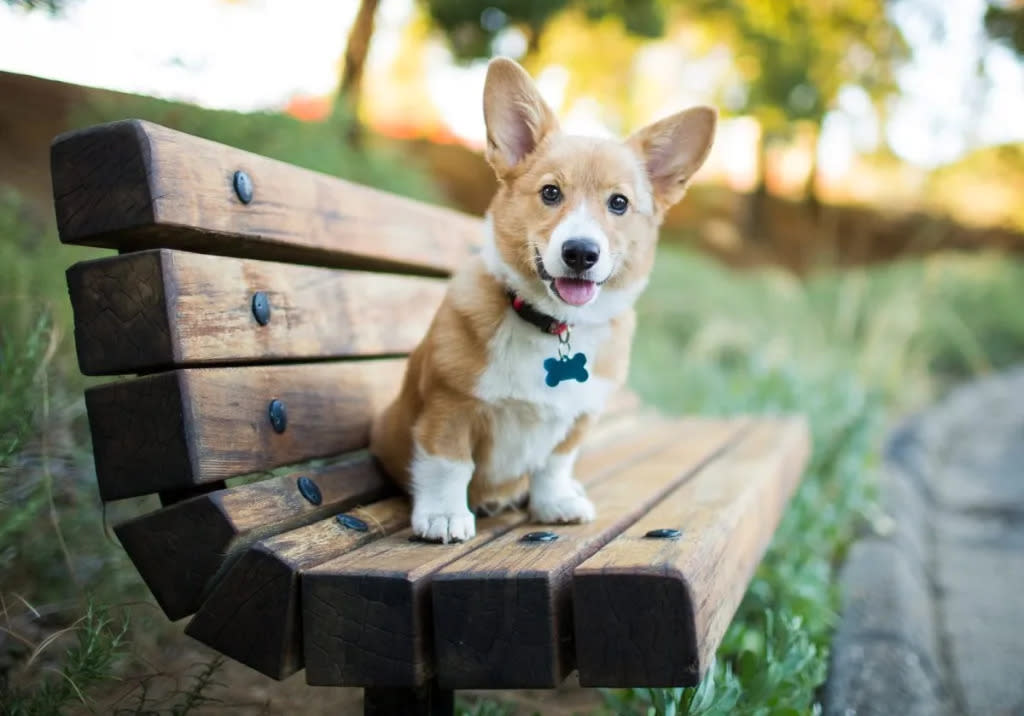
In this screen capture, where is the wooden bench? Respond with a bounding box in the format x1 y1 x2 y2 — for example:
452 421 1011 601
51 119 811 714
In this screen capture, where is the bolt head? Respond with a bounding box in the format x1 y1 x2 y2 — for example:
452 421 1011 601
521 531 558 543
644 528 682 539
337 514 369 532
268 399 287 433
251 292 271 325
296 476 322 505
233 170 253 204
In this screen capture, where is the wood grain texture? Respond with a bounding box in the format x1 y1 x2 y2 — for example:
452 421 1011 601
300 415 681 688
66 249 446 375
65 250 172 375
51 120 482 275
303 512 523 688
572 417 811 687
86 359 404 500
115 453 393 620
185 497 410 680
428 419 746 690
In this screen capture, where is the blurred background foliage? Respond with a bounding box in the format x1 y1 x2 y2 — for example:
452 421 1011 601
1 0 1023 713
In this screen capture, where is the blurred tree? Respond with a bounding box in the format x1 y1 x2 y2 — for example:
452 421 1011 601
2 0 69 11
337 0 664 145
421 0 664 60
984 0 1024 56
528 9 652 133
686 0 907 238
334 0 380 148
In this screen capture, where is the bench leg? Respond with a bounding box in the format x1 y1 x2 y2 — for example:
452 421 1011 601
363 682 453 716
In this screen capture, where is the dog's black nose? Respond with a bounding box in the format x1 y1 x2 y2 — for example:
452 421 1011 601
561 238 600 272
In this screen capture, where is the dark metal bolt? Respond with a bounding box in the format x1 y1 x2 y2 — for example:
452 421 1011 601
296 476 321 505
233 170 253 204
268 399 287 433
645 528 681 539
337 514 369 532
251 292 271 325
521 531 558 543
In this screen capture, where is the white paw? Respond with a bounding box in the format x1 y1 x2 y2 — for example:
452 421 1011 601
412 508 476 544
530 482 596 524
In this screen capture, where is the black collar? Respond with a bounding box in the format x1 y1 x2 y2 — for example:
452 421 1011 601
506 290 569 336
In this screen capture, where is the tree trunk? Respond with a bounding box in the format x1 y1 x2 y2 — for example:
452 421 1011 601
335 0 381 148
742 138 771 245
802 127 821 219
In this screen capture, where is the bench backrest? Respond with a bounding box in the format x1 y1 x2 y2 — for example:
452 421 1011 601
55 119 481 493
51 119 484 629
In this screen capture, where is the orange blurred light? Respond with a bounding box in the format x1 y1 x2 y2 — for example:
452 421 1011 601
284 95 331 122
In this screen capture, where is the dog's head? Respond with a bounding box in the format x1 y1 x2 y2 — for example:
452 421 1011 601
481 58 716 324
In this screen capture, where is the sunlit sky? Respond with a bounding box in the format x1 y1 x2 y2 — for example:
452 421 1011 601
1 0 1022 172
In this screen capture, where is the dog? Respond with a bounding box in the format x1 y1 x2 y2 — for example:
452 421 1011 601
370 57 716 543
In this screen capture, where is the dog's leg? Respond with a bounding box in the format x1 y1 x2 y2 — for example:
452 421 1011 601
410 403 475 543
529 414 596 524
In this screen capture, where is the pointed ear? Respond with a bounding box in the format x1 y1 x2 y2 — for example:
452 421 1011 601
483 58 559 177
628 106 717 209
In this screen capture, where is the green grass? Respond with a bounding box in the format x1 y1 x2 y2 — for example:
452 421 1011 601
604 245 1024 715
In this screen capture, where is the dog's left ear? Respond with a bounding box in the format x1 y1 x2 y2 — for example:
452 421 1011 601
483 58 559 177
628 106 717 209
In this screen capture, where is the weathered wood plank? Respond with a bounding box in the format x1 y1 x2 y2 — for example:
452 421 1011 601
86 360 403 500
51 120 481 275
300 417 684 689
185 497 410 680
572 417 810 688
66 249 446 375
114 453 393 620
186 411 661 682
301 417 675 688
430 419 746 690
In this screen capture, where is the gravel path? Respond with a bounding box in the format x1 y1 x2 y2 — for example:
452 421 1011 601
826 367 1024 716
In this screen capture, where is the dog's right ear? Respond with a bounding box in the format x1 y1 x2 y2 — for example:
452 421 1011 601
483 58 559 177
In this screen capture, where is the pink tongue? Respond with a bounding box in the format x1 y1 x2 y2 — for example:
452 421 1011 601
554 278 597 306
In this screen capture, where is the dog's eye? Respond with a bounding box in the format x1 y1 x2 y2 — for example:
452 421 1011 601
608 194 629 215
540 184 562 206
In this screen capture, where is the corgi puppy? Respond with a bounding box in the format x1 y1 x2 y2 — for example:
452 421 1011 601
370 58 716 543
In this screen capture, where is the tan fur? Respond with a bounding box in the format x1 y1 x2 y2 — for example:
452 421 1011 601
369 58 716 532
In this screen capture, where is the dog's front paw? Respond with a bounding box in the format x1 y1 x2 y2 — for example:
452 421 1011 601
530 481 596 524
412 508 476 544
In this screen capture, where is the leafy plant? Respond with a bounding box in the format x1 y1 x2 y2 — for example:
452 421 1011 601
1 603 130 716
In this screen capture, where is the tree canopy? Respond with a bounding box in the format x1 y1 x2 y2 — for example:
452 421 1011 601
685 0 907 136
2 0 69 12
421 0 664 59
984 0 1024 57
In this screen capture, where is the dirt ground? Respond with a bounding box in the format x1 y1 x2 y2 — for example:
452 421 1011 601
77 634 606 715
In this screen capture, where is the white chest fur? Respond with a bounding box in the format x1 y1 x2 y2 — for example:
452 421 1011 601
473 312 614 483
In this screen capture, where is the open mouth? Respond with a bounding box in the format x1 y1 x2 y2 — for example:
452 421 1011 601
551 278 597 306
534 250 599 307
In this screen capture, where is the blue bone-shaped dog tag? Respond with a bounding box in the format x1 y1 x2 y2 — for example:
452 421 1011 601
544 353 589 387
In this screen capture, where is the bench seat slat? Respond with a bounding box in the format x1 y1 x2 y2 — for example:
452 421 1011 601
51 120 481 276
185 407 657 682
114 454 394 621
66 249 446 375
185 497 410 680
572 417 810 687
429 419 746 690
86 359 404 500
301 415 681 688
